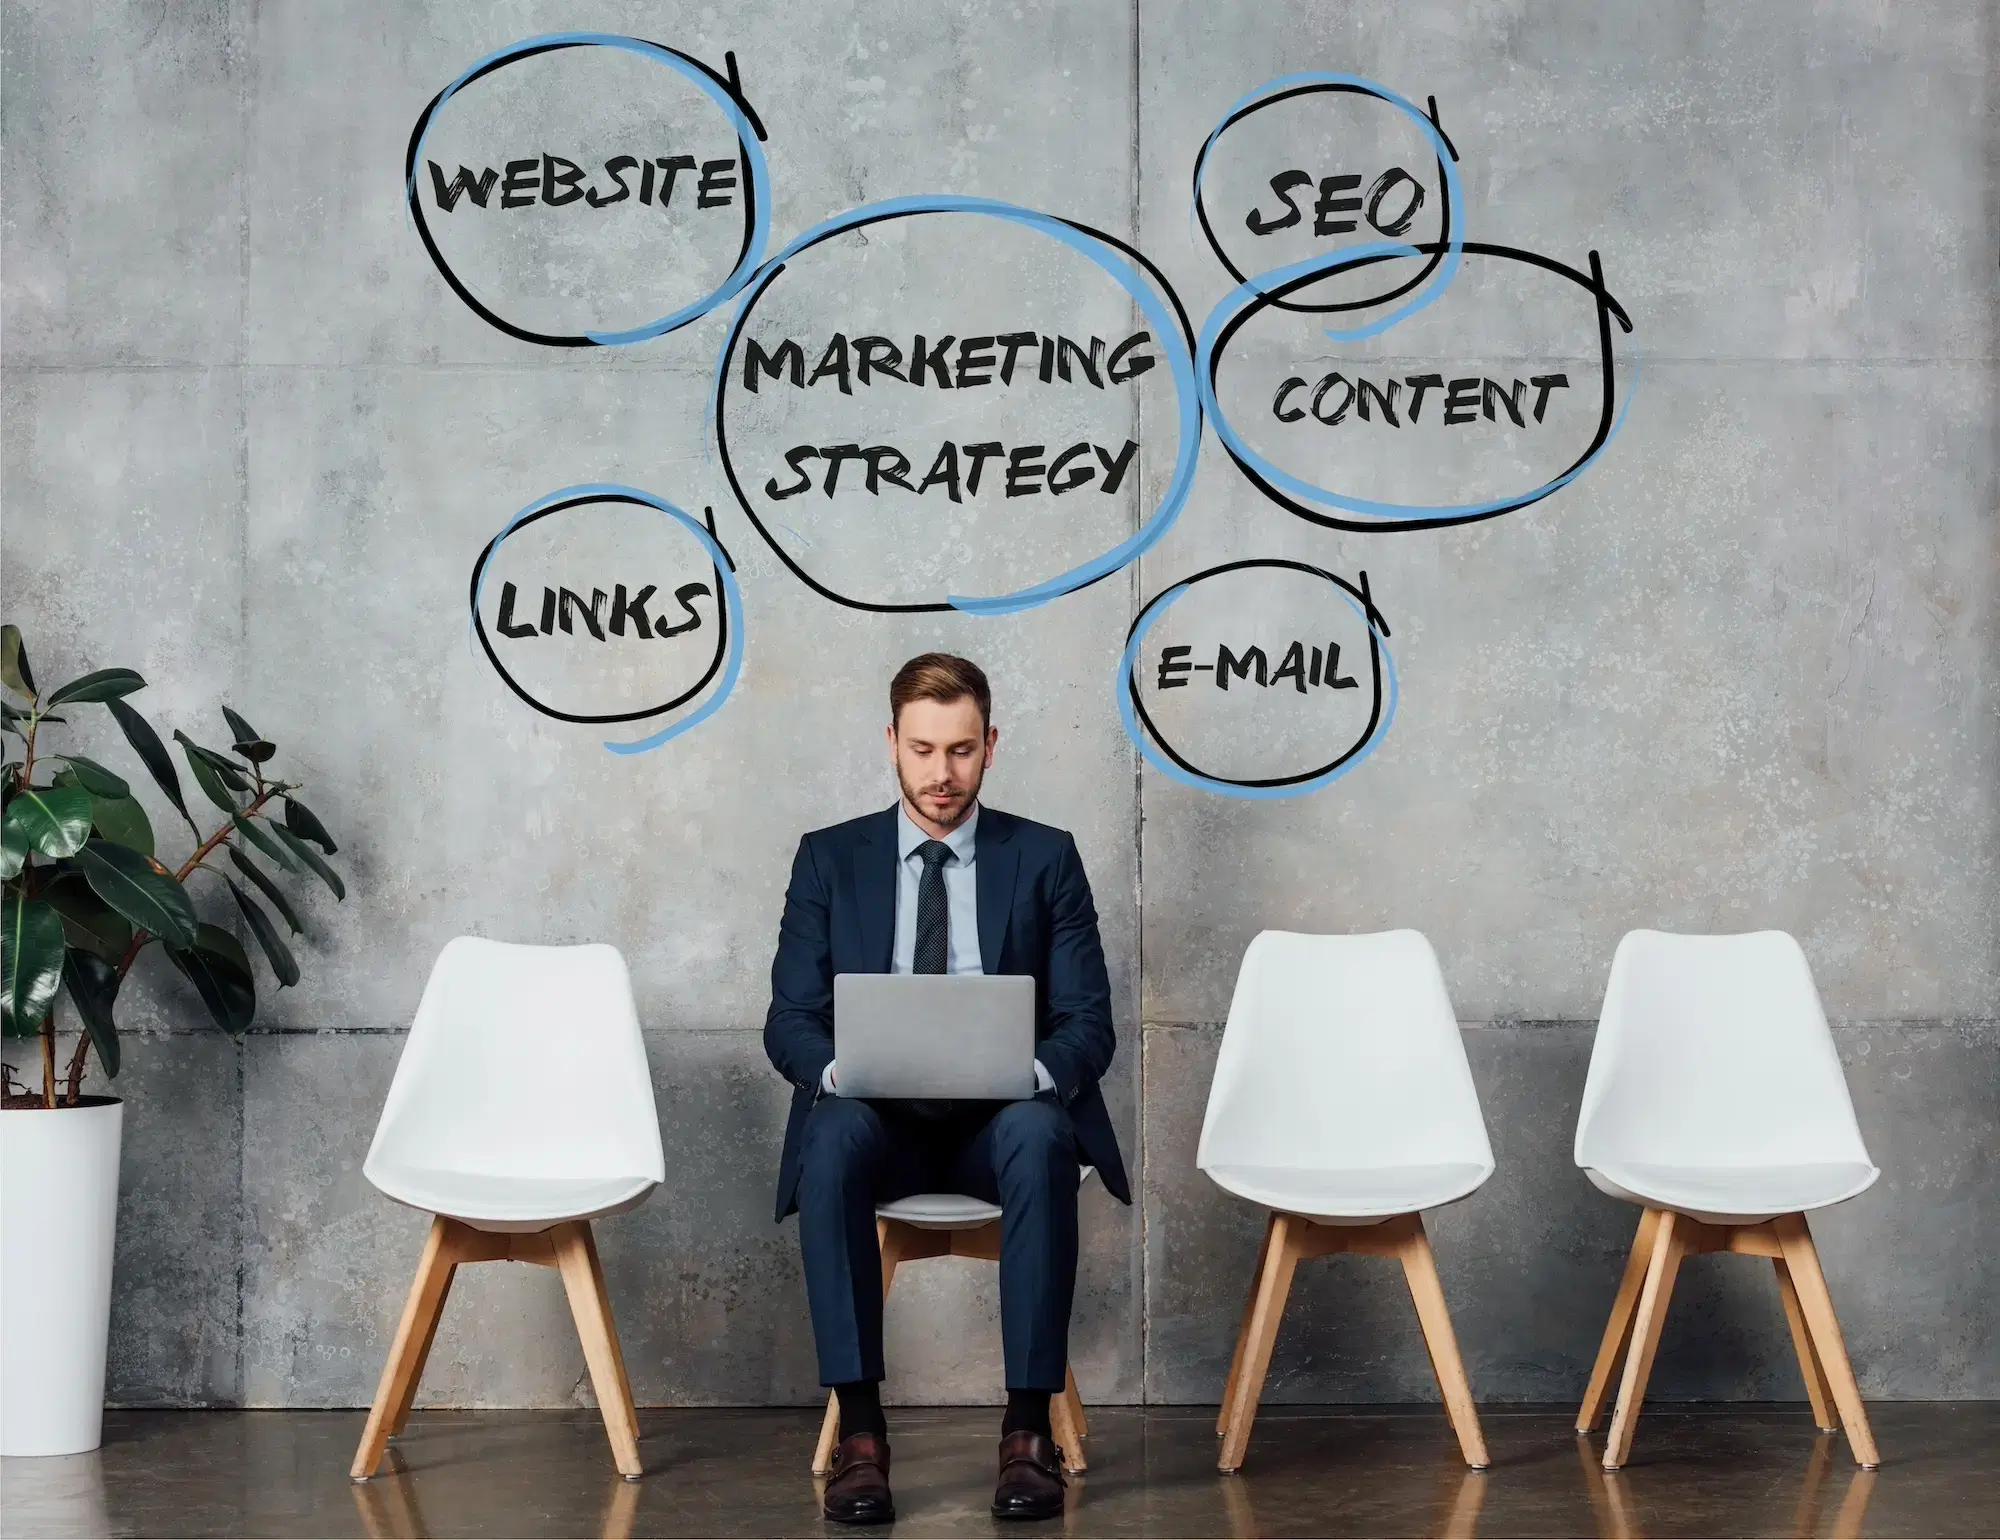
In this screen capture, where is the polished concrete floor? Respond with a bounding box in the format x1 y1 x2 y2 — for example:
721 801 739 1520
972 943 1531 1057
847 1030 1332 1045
3 1403 1995 1538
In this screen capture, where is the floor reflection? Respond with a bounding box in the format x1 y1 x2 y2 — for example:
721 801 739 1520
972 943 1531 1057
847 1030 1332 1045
1577 1432 1876 1539
1218 1465 1489 1538
349 1451 429 1540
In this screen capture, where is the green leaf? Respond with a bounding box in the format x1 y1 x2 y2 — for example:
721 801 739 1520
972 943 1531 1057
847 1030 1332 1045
2 894 65 1035
227 847 303 935
230 812 296 872
73 839 198 950
282 797 338 855
106 697 193 829
226 878 298 987
175 732 240 813
220 705 259 745
90 792 155 858
0 819 21 881
272 823 344 900
168 923 255 1034
3 784 95 861
44 668 146 707
1 625 35 697
42 871 133 959
232 739 277 764
63 948 121 1078
54 755 130 799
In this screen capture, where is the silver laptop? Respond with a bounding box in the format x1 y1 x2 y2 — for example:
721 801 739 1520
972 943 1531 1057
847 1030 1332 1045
833 974 1037 1100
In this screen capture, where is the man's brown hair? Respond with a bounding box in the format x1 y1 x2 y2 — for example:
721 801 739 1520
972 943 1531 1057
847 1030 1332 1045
889 652 991 731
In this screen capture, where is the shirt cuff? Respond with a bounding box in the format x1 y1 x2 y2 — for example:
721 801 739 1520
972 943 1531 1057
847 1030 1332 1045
820 1061 837 1094
1033 1059 1054 1094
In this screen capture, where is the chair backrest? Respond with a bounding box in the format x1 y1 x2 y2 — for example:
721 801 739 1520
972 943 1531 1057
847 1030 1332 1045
1197 929 1492 1174
1575 930 1870 1170
365 936 664 1183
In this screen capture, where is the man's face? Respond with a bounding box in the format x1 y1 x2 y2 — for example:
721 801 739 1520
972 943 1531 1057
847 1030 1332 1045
888 695 996 832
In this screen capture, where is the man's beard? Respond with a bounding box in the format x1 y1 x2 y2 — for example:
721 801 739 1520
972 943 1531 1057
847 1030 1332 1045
898 761 982 830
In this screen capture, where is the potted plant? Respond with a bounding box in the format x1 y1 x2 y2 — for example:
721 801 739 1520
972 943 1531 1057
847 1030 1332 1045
1 624 346 1456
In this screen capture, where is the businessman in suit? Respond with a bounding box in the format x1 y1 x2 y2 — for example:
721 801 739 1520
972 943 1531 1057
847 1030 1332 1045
764 652 1128 1524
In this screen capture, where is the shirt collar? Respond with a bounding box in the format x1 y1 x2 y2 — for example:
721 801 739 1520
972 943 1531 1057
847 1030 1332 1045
897 799 979 866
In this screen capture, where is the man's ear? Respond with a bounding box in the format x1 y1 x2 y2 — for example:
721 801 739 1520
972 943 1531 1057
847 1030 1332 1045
984 725 998 766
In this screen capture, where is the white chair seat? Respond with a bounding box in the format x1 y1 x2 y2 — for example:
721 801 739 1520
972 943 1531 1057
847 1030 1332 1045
879 1167 1097 1231
369 1163 659 1233
1584 1160 1879 1225
1204 1160 1491 1222
878 1192 1002 1229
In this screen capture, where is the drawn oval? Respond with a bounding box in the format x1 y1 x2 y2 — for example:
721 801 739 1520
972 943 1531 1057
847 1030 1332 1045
469 491 733 732
1191 74 1461 318
407 34 769 347
1118 560 1395 797
713 197 1200 616
1202 241 1636 532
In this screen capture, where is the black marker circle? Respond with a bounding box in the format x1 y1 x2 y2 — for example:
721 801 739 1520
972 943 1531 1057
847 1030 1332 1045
1125 558 1391 789
1206 241 1635 533
1191 81 1458 316
713 207 1197 614
468 494 733 724
406 37 766 348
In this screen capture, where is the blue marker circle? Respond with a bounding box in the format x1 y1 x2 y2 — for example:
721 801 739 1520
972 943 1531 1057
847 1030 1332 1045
469 483 744 755
711 195 1202 617
1116 560 1398 799
1199 241 1638 530
407 33 771 347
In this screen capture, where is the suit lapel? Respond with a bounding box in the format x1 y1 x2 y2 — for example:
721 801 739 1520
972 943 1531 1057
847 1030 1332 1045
975 807 1018 973
853 807 899 973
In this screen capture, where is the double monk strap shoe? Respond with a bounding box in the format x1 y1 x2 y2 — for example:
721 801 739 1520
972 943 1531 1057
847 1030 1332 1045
991 1430 1067 1521
822 1432 895 1525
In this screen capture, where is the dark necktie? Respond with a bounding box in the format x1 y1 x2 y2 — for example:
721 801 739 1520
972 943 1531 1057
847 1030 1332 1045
913 840 952 974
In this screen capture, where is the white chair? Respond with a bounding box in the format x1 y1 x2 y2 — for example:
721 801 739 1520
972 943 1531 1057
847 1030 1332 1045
1574 929 1880 1471
1199 929 1494 1473
807 1176 1097 1477
350 937 665 1482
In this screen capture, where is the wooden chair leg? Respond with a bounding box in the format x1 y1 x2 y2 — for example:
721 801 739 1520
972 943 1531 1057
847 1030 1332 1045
1064 1362 1088 1438
352 1216 461 1481
552 1221 644 1480
1773 1214 1879 1468
1396 1216 1490 1469
1603 1207 1686 1470
812 1217 901 1476
1218 1213 1303 1474
1218 1212 1278 1438
1051 1375 1087 1473
386 1246 460 1440
1577 1207 1663 1433
1774 1255 1840 1432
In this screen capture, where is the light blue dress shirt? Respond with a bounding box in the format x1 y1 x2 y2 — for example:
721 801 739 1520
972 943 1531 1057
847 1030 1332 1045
891 801 983 975
823 800 1052 1094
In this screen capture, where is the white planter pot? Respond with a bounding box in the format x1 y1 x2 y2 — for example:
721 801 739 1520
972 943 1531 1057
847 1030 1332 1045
0 1097 123 1456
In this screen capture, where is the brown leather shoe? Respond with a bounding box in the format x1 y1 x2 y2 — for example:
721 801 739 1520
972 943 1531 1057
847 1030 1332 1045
991 1430 1066 1521
822 1432 894 1525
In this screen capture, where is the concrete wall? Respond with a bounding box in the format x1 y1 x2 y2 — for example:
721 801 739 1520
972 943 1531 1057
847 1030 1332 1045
2 0 1993 1409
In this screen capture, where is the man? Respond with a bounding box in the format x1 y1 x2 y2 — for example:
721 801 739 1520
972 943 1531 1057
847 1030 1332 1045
764 652 1129 1524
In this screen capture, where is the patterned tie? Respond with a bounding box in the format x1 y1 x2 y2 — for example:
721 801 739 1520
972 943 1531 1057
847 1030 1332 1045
913 840 953 974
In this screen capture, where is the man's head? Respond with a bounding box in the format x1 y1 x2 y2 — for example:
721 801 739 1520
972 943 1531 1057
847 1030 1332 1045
886 653 996 834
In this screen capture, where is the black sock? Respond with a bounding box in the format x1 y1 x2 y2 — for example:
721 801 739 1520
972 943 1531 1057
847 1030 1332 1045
836 1379 886 1441
1002 1389 1052 1440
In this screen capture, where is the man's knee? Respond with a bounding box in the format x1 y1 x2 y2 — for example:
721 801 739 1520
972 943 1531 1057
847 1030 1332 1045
799 1096 886 1180
989 1098 1079 1176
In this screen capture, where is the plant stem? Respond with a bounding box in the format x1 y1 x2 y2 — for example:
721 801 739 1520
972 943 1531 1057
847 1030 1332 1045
19 708 39 788
67 786 282 1100
41 1008 56 1109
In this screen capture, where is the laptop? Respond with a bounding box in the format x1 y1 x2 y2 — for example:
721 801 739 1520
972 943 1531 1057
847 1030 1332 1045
832 973 1037 1100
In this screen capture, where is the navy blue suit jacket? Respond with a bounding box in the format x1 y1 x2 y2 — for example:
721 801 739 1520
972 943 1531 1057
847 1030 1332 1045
763 804 1130 1221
